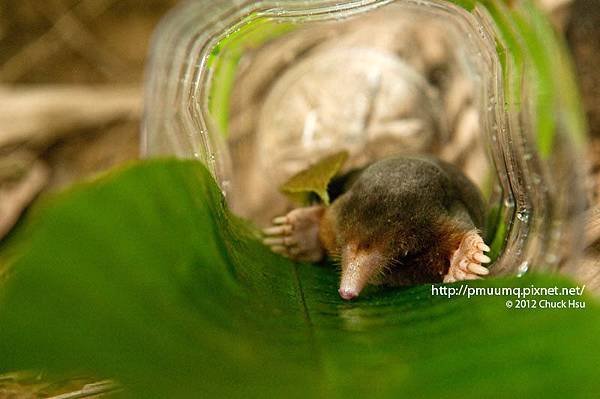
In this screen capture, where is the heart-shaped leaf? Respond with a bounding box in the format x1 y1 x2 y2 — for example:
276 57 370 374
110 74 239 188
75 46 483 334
280 150 349 206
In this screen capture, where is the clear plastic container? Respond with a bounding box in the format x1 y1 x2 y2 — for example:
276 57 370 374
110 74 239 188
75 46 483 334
142 0 588 278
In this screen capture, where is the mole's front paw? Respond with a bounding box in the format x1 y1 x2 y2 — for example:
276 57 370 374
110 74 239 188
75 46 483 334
262 205 326 262
443 230 491 283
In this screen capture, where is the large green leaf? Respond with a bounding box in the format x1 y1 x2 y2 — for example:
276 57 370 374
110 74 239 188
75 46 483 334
0 160 598 398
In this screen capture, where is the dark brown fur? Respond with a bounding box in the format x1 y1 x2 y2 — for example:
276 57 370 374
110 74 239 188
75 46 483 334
320 155 485 285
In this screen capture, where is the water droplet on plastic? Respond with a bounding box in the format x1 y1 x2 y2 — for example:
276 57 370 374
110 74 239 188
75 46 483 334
516 210 529 223
478 26 487 39
220 180 231 198
517 261 529 276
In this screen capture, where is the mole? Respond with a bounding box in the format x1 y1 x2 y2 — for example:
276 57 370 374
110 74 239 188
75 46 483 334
263 155 491 300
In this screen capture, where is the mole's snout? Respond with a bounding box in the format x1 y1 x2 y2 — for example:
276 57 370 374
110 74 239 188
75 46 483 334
338 245 385 301
338 287 358 300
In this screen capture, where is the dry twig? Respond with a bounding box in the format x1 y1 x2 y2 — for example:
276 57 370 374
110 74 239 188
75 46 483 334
0 85 141 150
586 205 600 248
49 380 120 399
0 160 49 238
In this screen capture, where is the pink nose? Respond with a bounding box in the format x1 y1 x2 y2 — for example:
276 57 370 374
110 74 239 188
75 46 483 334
338 288 358 300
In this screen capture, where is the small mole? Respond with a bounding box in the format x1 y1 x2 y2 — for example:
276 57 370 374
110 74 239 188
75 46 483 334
263 155 491 300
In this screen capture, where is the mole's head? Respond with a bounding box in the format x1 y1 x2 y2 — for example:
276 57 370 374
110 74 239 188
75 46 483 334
330 162 442 300
331 189 433 301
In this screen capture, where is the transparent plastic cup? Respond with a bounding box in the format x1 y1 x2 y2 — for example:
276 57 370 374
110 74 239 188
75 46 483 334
142 0 588 278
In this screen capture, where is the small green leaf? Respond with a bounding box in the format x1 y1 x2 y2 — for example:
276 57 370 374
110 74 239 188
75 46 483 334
280 150 349 206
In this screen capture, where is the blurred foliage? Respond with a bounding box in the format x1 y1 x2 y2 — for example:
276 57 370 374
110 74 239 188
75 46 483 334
208 17 296 135
478 0 586 156
0 159 598 398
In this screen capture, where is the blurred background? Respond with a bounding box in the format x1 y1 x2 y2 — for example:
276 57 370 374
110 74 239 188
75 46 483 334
0 0 177 240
